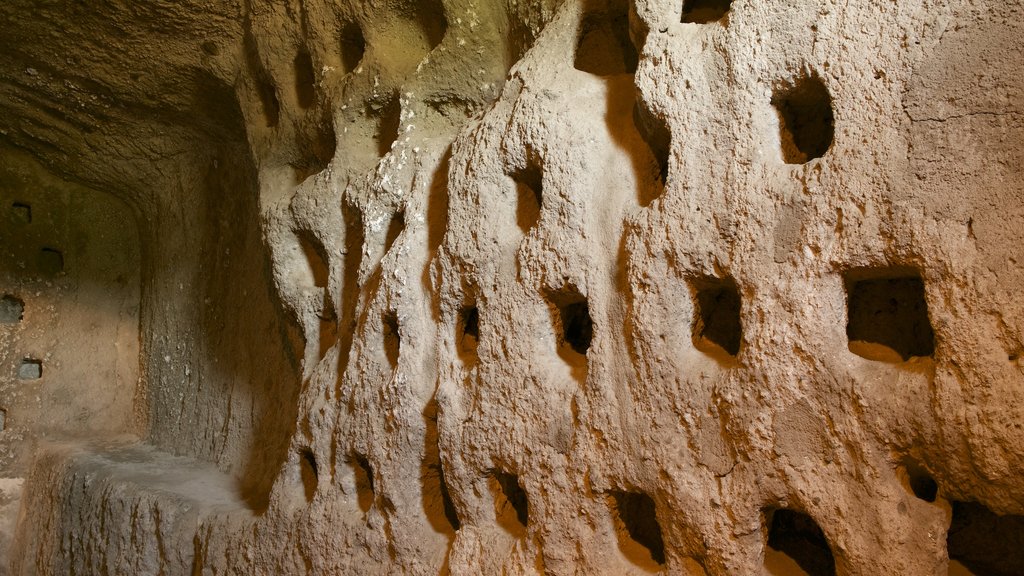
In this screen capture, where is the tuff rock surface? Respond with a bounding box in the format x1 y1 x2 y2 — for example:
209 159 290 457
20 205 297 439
0 0 1023 574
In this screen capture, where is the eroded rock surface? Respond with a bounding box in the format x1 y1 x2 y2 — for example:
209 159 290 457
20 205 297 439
0 0 1022 574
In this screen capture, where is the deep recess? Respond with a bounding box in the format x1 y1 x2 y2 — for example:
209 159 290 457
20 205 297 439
681 0 733 23
608 490 666 565
846 271 935 361
766 509 836 576
690 275 742 357
771 72 835 163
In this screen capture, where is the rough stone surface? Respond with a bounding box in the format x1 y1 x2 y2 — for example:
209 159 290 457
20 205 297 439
0 0 1022 574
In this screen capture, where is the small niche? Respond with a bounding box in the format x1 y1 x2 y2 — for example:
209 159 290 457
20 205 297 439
771 72 834 164
350 453 375 513
422 397 460 534
0 408 6 432
18 358 42 380
257 78 281 127
458 305 480 360
948 501 1024 575
340 21 366 73
545 286 594 356
414 0 448 51
337 204 364 373
291 117 337 182
244 31 280 128
845 270 934 362
38 247 64 275
382 310 400 369
313 118 337 169
510 157 543 234
297 230 337 360
681 0 733 24
372 94 402 158
298 448 318 503
439 467 460 531
1 295 24 324
574 3 638 76
504 11 538 70
491 471 529 536
422 433 461 533
689 275 742 357
633 101 671 186
765 509 836 576
607 490 666 568
898 459 938 503
298 232 329 289
12 202 31 224
383 211 405 256
293 50 316 109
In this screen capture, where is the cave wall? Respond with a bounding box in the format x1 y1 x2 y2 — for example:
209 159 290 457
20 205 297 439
0 147 142 562
0 0 1023 574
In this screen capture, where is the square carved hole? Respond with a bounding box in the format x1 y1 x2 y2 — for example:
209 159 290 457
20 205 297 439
845 269 934 362
1 295 24 324
689 275 741 357
18 358 42 380
681 0 732 24
38 248 64 275
12 202 31 224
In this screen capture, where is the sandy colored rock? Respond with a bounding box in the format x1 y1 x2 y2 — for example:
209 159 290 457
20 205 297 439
0 0 1022 574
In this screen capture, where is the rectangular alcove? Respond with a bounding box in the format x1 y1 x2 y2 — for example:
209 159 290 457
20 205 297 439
688 275 742 358
11 202 31 224
457 303 480 364
17 358 42 380
543 285 594 358
574 1 638 76
0 295 24 324
845 268 935 362
0 148 142 478
681 0 733 24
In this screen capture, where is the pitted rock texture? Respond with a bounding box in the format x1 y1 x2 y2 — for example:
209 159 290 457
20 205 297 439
0 0 1023 574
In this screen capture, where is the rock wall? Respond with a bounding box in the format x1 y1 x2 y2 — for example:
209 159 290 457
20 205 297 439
0 0 1022 574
